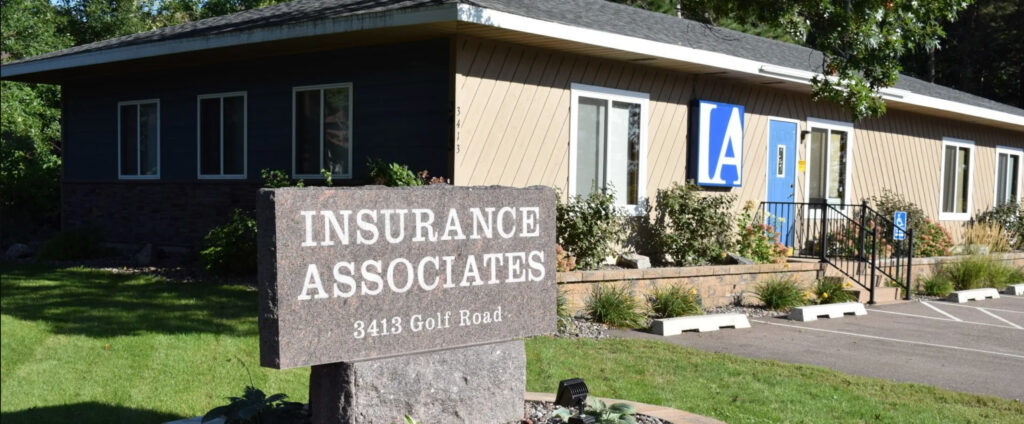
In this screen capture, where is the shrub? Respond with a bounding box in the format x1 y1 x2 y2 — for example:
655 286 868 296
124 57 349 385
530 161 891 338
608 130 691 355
557 190 623 270
202 386 304 424
585 284 645 328
813 277 856 304
977 201 1024 249
200 209 257 276
827 219 893 258
934 256 1024 291
368 158 422 186
871 188 926 243
556 288 571 320
914 218 953 257
260 168 303 188
648 284 703 318
921 275 954 297
736 201 789 264
38 228 106 260
963 221 1012 253
654 182 736 266
754 278 806 311
556 244 576 272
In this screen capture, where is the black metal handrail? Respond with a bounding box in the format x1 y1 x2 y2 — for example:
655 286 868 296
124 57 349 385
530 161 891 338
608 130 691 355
756 200 915 304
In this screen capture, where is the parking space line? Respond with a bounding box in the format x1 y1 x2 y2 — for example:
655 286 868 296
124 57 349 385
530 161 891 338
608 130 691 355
921 301 962 321
751 320 1024 360
938 303 1024 314
978 308 1024 330
869 309 1021 330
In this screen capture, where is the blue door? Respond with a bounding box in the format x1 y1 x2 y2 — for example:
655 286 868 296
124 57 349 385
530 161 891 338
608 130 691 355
767 120 797 247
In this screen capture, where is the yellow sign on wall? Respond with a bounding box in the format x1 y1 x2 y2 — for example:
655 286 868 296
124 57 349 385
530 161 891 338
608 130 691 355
797 160 806 172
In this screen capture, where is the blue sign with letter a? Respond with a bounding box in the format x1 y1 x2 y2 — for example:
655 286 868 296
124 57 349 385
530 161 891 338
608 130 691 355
893 211 907 241
690 100 744 187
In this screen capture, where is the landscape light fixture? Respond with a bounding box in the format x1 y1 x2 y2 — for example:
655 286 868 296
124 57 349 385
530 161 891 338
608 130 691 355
555 378 589 409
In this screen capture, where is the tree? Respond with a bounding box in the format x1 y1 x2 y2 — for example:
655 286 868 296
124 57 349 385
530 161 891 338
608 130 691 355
615 0 973 121
901 0 1023 108
1 0 72 243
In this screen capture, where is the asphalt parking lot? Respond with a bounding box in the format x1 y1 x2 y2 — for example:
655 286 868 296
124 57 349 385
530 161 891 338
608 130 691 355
612 296 1024 400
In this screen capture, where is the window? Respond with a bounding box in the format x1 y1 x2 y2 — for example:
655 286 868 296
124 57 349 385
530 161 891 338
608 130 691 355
569 83 648 212
118 100 160 179
995 146 1021 207
198 92 246 178
293 83 352 178
939 137 974 221
805 118 852 206
776 145 786 177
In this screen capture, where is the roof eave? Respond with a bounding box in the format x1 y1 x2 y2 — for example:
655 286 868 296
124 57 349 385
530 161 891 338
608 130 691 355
0 3 460 81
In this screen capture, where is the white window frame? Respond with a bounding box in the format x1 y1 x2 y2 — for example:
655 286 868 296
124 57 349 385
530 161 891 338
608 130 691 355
993 145 1023 207
291 82 354 179
938 137 975 221
117 99 161 180
197 91 248 180
803 117 853 218
568 83 649 215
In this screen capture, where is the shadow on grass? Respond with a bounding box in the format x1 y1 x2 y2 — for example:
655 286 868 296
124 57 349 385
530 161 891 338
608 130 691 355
1 402 183 424
0 262 258 337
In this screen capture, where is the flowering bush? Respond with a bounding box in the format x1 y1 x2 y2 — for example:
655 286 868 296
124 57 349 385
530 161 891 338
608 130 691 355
654 182 736 265
914 218 953 257
827 219 893 258
557 189 623 270
736 202 789 264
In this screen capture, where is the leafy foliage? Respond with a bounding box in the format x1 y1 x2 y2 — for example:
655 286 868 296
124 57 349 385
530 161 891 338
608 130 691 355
977 201 1024 250
38 228 108 260
914 218 953 257
648 284 703 318
260 168 303 188
921 275 954 297
584 399 639 424
368 158 423 187
556 244 577 272
930 256 1024 291
872 189 926 242
202 386 304 424
736 201 789 264
754 278 807 311
654 182 736 266
200 209 257 276
813 277 856 304
585 284 645 329
557 190 623 270
616 0 973 120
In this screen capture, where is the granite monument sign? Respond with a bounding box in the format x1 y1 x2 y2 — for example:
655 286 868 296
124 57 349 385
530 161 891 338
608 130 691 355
257 185 557 423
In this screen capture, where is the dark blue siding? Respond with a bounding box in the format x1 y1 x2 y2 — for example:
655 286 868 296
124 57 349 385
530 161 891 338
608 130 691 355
63 39 452 183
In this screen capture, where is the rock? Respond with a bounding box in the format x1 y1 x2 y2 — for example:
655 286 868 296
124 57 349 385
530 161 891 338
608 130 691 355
616 253 651 269
4 243 34 260
135 243 154 266
726 253 755 265
309 340 525 424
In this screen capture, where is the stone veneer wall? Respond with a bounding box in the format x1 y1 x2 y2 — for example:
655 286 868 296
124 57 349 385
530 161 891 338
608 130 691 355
558 252 1024 313
63 181 261 249
557 262 824 313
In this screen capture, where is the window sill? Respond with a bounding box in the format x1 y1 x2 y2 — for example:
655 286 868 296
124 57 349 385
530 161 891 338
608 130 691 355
938 212 971 222
118 175 160 180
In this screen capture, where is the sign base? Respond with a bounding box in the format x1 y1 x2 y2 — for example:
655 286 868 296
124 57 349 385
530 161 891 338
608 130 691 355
309 340 525 424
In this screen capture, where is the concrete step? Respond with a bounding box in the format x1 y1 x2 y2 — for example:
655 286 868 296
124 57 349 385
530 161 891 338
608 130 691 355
852 286 902 304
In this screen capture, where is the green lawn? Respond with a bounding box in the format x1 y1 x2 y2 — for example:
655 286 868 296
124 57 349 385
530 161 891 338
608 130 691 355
2 263 1022 423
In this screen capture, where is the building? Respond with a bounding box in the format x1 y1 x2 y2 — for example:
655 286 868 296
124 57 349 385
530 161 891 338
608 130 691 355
3 0 1023 250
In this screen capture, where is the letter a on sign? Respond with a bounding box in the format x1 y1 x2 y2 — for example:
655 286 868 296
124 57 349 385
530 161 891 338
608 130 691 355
692 100 744 187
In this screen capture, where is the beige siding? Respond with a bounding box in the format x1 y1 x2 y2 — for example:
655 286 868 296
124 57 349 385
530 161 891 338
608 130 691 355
454 36 1024 242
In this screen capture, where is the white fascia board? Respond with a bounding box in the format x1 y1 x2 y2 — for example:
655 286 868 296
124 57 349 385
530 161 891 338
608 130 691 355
0 4 459 79
456 4 1024 130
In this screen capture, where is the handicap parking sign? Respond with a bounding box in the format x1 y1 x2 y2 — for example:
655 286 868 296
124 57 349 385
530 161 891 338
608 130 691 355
893 211 907 241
